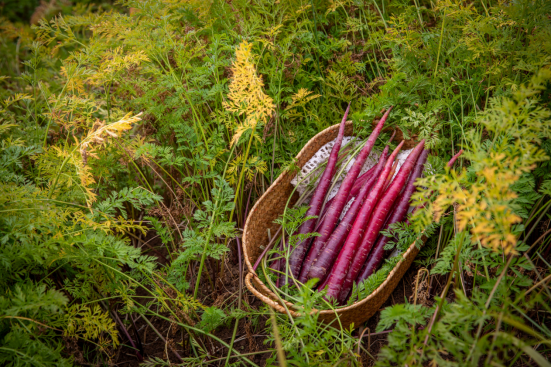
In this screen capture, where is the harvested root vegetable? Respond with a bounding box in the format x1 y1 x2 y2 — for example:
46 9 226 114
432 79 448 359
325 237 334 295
355 149 429 285
336 140 426 303
447 150 463 167
298 107 392 282
308 145 390 286
317 145 390 231
320 142 405 301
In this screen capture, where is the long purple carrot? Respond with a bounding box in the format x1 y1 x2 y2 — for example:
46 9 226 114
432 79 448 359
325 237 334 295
383 159 398 190
317 130 394 228
447 150 463 167
342 129 394 206
317 142 404 298
308 145 390 285
318 166 375 226
284 105 350 284
355 149 429 285
254 227 283 271
316 148 389 231
335 140 426 303
315 164 385 292
298 107 392 282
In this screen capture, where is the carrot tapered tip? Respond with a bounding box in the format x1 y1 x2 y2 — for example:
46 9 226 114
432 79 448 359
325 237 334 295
388 129 397 142
379 106 393 123
411 139 426 152
339 104 351 128
394 140 405 151
447 149 464 167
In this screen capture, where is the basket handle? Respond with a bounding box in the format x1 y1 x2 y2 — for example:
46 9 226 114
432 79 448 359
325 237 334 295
244 273 301 317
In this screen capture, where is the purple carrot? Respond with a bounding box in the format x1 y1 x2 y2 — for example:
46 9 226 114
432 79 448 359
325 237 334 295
298 107 392 282
319 130 394 221
315 165 385 292
319 166 375 225
319 143 405 297
317 145 391 230
388 129 397 143
355 149 429 285
347 128 395 201
349 166 379 199
284 105 350 284
315 162 385 292
335 140 426 304
308 145 390 285
383 159 398 190
317 142 404 297
447 149 463 167
253 227 283 271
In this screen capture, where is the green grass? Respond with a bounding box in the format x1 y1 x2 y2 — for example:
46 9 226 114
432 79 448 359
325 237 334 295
0 0 550 366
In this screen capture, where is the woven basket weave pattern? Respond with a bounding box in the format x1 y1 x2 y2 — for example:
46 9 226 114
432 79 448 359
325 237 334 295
243 122 424 328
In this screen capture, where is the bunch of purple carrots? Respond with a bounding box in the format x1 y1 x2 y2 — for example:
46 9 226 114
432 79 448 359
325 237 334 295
265 106 461 305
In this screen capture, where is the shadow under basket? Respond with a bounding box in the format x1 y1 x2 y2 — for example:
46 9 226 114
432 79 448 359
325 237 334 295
242 121 426 328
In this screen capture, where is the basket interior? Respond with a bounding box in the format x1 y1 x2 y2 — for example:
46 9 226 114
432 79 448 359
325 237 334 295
242 122 424 327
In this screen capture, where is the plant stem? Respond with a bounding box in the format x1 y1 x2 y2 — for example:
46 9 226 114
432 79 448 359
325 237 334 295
423 231 465 347
228 126 256 224
309 0 325 100
138 313 183 363
466 254 515 361
270 307 287 366
193 145 236 299
225 237 244 365
371 0 388 29
434 11 446 79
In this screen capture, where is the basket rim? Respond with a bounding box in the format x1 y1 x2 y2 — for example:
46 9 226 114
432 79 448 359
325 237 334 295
242 122 423 315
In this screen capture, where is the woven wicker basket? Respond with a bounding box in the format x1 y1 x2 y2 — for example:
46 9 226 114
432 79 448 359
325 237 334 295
243 121 426 328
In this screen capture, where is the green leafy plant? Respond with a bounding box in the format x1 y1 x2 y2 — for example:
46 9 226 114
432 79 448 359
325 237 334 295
0 0 549 365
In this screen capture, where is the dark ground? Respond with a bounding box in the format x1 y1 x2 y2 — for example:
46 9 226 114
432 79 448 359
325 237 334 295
106 231 454 367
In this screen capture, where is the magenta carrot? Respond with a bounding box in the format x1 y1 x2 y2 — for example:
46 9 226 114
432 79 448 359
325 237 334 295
285 105 350 284
383 159 398 190
315 162 386 292
322 133 393 216
447 149 463 167
318 142 405 299
308 145 390 284
320 165 375 223
315 165 376 233
388 129 396 142
319 149 389 225
318 126 394 223
335 140 426 304
298 107 392 282
355 149 429 284
350 165 378 198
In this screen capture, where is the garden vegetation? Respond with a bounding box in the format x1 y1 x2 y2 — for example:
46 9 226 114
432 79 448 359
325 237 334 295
0 0 550 366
